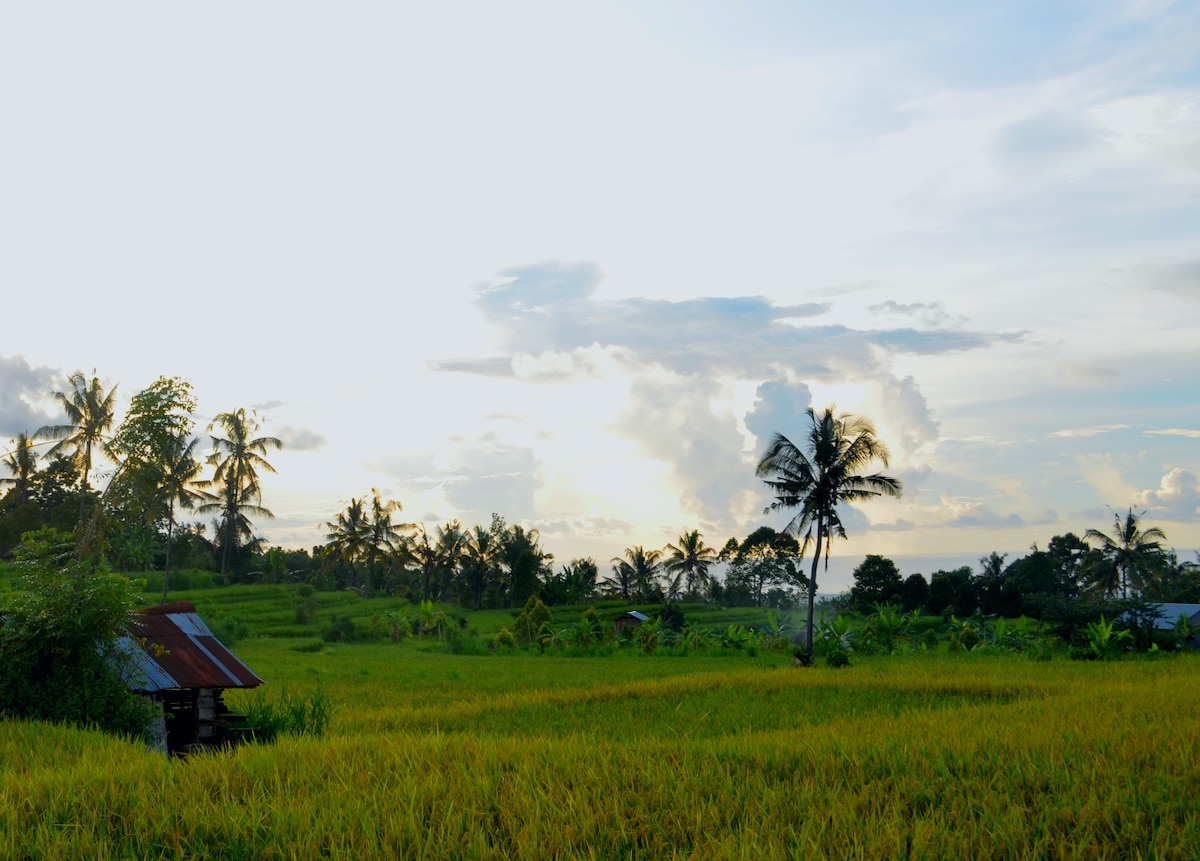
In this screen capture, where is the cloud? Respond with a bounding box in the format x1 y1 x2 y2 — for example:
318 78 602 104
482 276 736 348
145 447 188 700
252 400 287 411
939 493 1024 529
868 300 964 328
1145 428 1200 439
744 380 814 448
0 355 63 439
614 371 757 528
1135 468 1200 521
276 426 327 452
992 112 1106 164
1051 424 1132 438
462 261 1007 379
1149 258 1200 301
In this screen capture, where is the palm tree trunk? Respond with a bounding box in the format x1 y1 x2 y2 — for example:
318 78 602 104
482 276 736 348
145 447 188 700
806 523 825 660
162 503 174 605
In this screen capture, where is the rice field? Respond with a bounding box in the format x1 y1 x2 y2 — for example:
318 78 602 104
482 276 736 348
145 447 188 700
2 645 1198 859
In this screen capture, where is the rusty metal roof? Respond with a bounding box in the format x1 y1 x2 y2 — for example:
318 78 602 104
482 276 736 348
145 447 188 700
120 601 263 693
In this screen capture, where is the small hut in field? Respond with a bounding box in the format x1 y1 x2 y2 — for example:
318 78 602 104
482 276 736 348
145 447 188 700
614 610 650 635
117 601 263 754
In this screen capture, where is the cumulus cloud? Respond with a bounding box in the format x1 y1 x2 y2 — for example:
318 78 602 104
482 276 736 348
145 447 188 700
0 354 62 438
276 426 327 452
1135 468 1200 521
868 300 964 328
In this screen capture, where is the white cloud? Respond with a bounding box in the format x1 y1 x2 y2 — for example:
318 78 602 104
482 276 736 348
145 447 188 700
1135 468 1200 521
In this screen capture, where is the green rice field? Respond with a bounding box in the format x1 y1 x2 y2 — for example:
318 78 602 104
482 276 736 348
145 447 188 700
3 640 1198 860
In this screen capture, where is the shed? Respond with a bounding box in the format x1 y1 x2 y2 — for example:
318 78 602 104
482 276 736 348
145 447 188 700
614 610 650 634
116 601 263 754
1147 603 1200 645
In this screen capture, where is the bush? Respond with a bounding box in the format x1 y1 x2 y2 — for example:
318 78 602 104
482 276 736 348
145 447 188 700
323 615 358 643
0 529 155 738
492 628 517 652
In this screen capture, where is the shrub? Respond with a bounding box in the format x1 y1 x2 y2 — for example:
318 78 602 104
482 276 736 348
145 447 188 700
323 615 358 643
492 628 517 652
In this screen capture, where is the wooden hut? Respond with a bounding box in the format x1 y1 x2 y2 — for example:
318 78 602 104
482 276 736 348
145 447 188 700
117 601 263 754
614 610 650 635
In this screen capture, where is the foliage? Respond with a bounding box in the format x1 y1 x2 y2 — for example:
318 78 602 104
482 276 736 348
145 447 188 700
849 554 902 613
0 530 153 737
512 596 554 648
1082 614 1133 661
1083 508 1168 599
756 406 902 659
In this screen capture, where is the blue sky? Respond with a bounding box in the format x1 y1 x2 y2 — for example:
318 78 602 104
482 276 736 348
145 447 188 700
2 1 1198 589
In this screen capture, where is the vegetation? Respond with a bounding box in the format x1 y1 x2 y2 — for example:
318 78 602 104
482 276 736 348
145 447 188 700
756 407 902 660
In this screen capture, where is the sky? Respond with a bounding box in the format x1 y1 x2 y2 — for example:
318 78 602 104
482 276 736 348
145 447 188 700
2 1 1199 591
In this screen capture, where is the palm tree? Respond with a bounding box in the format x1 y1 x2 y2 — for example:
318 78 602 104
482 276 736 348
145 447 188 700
663 530 716 601
1084 508 1168 599
156 432 212 603
756 406 902 661
36 370 118 513
0 433 39 505
325 496 372 591
607 546 664 602
202 408 282 576
461 524 501 610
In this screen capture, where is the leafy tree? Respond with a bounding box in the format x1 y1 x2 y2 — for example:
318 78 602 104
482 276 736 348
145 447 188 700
36 370 119 519
663 530 716 601
0 528 154 736
849 554 902 613
326 490 407 597
928 567 977 617
103 377 207 597
1084 508 1168 599
756 406 902 659
899 572 929 612
324 496 371 589
201 408 282 576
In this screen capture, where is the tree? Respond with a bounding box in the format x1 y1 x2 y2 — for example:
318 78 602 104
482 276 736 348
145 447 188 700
0 432 39 507
756 406 902 659
849 554 902 613
663 530 717 601
607 546 664 603
1084 508 1168 599
103 377 207 598
325 496 371 590
899 572 929 613
460 521 502 610
497 523 551 607
201 408 282 576
36 370 118 516
542 558 599 605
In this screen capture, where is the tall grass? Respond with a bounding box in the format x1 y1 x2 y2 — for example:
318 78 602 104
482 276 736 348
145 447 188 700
3 650 1198 859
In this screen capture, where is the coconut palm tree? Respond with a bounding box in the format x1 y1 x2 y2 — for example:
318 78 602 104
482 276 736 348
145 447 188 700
201 408 281 576
36 370 118 513
663 530 716 601
156 432 212 603
461 523 501 610
1083 508 1168 599
0 433 39 506
756 406 902 662
325 495 372 591
607 546 664 602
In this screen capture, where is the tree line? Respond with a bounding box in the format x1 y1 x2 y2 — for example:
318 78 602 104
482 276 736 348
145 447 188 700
0 371 280 599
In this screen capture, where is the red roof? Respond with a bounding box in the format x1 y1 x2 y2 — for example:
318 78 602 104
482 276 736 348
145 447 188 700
124 601 263 691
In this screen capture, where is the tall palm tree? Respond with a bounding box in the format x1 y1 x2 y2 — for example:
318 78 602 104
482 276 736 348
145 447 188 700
364 490 408 596
325 496 372 591
36 370 118 513
664 530 716 601
756 406 902 661
461 524 501 610
1084 508 1168 599
0 433 39 505
201 408 282 576
607 546 664 602
155 433 212 604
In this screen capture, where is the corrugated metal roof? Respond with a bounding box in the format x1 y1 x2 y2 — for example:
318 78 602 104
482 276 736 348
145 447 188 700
621 610 650 621
1150 603 1200 630
123 601 263 693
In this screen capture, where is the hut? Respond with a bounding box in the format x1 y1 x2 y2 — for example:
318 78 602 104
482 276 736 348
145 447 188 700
614 610 650 635
116 601 263 754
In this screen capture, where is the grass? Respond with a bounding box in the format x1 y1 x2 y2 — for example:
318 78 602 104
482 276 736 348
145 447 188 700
3 643 1199 859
